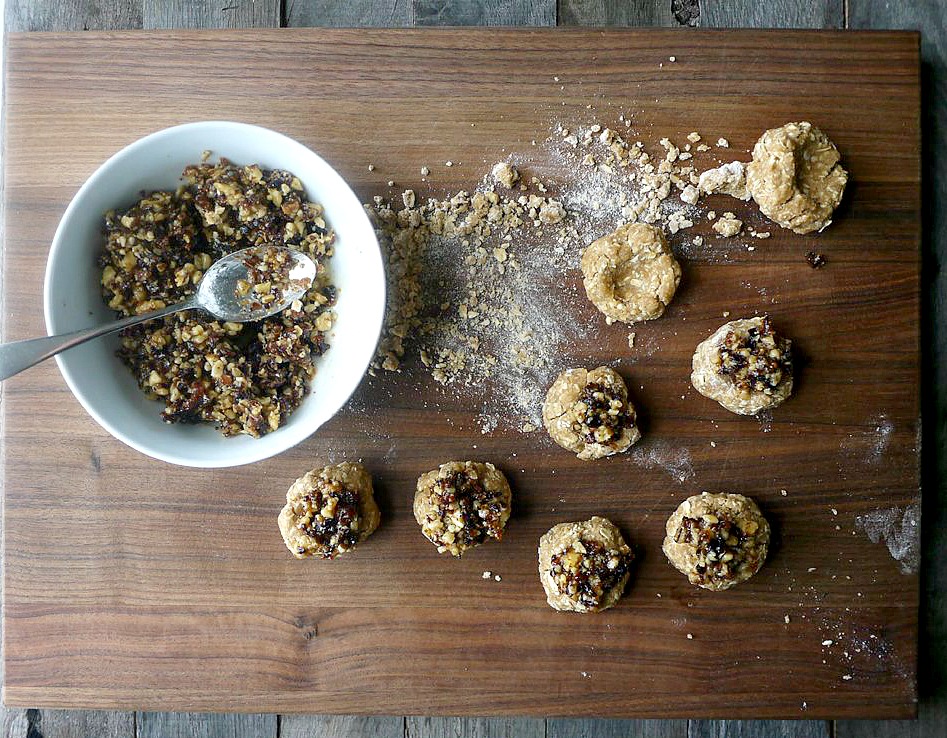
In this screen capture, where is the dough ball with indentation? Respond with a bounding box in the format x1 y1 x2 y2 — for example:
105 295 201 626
581 222 682 324
278 462 380 559
414 461 512 557
542 366 641 460
691 316 793 416
662 492 770 591
538 516 634 612
746 121 848 234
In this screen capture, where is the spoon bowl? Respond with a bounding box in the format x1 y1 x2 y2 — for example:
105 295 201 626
196 246 317 322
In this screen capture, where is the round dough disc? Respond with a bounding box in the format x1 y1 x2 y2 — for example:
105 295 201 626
581 222 682 324
538 516 634 613
278 461 381 559
662 492 771 591
542 366 642 460
413 460 512 557
690 316 793 416
746 121 848 234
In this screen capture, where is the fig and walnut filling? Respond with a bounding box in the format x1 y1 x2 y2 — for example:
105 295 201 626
716 316 792 396
672 514 759 585
662 493 771 591
100 159 337 438
278 462 380 559
413 461 512 557
574 381 635 446
548 539 634 611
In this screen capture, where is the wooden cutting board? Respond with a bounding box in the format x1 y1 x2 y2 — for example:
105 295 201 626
1 28 921 718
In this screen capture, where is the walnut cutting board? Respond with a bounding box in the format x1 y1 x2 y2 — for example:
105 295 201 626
1 29 921 718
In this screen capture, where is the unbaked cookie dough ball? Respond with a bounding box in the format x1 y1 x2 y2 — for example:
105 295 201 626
278 462 381 559
542 366 641 460
414 461 512 557
746 121 848 234
662 492 770 591
691 316 793 416
581 222 682 324
538 516 634 613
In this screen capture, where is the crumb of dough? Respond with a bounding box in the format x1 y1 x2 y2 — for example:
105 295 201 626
278 462 380 559
680 184 699 205
492 161 520 189
690 315 793 415
420 166 430 176
539 200 566 224
581 222 682 324
667 211 694 234
662 492 771 590
717 138 730 148
414 460 512 557
746 121 848 234
628 332 636 348
687 132 701 143
698 161 751 201
538 516 634 612
542 366 641 460
713 212 743 238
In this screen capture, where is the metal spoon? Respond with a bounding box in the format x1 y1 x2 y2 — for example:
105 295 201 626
0 245 317 381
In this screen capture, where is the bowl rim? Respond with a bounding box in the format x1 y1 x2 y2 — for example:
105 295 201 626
43 120 385 468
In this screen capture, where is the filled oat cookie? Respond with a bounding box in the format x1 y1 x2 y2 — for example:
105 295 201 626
414 461 512 557
662 493 770 591
538 516 634 613
542 366 641 460
691 316 793 416
278 462 380 559
581 222 682 324
746 121 848 234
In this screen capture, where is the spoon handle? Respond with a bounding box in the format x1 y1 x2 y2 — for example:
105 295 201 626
0 300 193 381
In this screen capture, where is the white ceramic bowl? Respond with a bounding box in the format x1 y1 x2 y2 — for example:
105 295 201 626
44 121 385 467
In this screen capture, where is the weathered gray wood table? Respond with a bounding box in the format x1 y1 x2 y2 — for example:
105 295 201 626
1 1 943 737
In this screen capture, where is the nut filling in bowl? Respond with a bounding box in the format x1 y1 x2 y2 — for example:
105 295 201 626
99 159 337 437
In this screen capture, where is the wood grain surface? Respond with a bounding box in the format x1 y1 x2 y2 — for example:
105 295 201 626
1 26 921 721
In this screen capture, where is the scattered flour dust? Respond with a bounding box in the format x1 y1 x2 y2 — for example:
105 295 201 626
855 499 920 574
840 412 895 465
869 414 894 463
816 612 908 683
630 439 695 484
366 117 753 433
